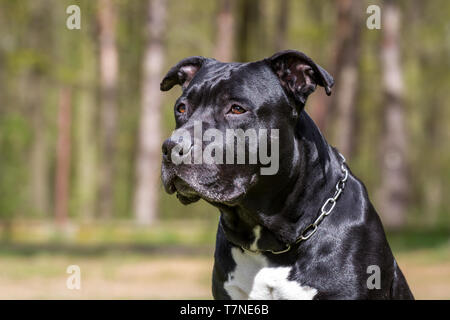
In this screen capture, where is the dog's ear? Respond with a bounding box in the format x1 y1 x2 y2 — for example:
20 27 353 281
267 50 334 106
160 56 206 91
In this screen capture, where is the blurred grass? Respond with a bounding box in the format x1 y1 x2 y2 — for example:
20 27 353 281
1 218 448 253
0 219 448 299
0 253 214 299
0 218 219 246
387 229 450 263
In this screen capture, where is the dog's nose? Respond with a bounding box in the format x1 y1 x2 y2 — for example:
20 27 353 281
162 138 177 162
162 138 190 163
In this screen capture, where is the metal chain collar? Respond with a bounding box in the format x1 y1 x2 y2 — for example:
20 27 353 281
242 153 349 255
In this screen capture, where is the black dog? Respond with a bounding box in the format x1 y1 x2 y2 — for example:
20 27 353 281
160 50 414 299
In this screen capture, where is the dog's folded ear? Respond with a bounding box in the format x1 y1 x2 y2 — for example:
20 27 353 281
160 56 206 91
267 50 334 105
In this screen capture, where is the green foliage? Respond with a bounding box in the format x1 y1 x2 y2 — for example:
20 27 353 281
0 114 32 219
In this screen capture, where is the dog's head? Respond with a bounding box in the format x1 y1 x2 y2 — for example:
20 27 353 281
160 50 333 207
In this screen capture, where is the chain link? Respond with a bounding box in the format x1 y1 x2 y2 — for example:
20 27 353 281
293 153 348 247
242 153 348 255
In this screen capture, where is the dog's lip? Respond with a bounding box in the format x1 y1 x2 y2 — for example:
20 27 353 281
167 183 176 194
171 175 238 205
163 169 259 205
163 174 177 194
162 165 182 195
172 178 201 204
173 178 197 195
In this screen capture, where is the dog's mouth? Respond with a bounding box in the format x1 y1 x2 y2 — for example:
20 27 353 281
162 166 258 206
173 178 201 205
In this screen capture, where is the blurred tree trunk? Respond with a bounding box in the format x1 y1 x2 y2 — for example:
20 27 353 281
28 2 50 216
274 0 289 51
377 0 409 229
214 0 235 62
330 0 363 158
236 0 266 61
98 0 119 219
309 91 328 133
55 88 72 227
29 75 49 216
75 19 98 221
134 0 167 225
307 2 329 133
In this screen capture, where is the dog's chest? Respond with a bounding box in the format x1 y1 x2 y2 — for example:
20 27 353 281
224 247 317 300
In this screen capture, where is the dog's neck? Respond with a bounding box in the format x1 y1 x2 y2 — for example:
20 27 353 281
217 110 342 252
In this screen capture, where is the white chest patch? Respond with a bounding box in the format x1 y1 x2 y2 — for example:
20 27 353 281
224 247 318 300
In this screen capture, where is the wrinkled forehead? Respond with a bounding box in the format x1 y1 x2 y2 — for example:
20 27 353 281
183 60 281 103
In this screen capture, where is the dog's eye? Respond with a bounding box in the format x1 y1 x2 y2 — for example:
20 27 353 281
176 103 186 114
230 104 246 115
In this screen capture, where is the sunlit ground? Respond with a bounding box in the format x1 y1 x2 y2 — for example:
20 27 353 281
0 220 448 299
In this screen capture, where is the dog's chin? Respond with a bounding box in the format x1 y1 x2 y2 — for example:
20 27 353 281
176 192 201 205
162 163 260 206
169 175 256 206
173 178 201 205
